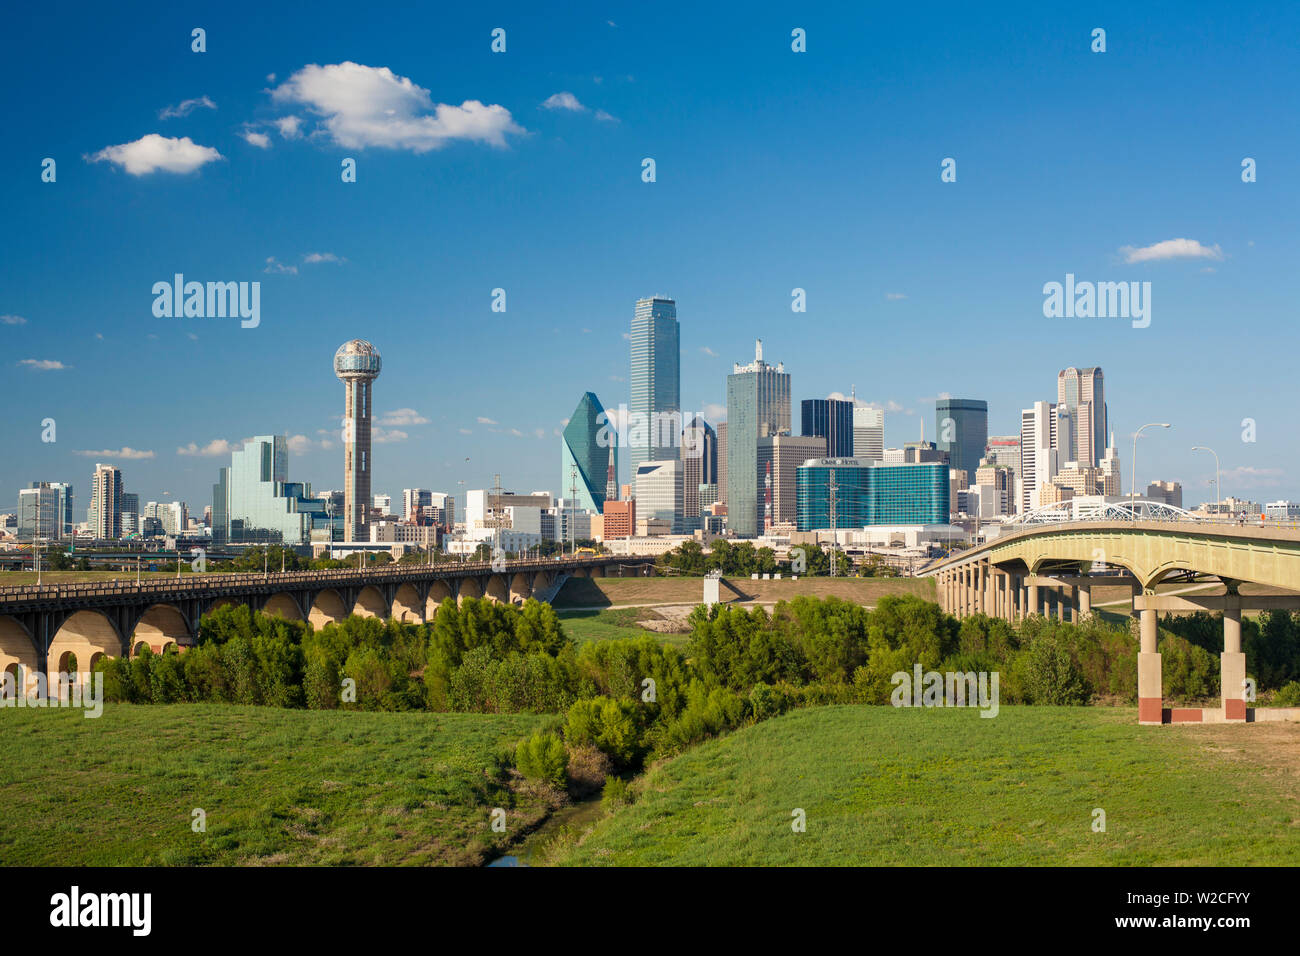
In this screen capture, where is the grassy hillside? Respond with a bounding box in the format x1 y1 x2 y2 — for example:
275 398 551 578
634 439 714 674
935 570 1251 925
0 706 552 866
550 705 1300 866
552 574 933 608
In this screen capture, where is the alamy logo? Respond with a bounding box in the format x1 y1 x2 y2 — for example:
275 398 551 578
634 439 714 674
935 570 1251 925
50 886 151 936
1042 273 1150 328
1 671 103 718
891 664 1000 718
152 274 260 328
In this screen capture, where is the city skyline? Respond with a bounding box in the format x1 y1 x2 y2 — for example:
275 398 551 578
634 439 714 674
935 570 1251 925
4 3 1297 510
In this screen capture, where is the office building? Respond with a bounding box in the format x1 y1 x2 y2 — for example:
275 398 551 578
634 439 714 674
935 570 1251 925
634 460 684 533
17 481 74 540
120 492 139 536
603 499 636 539
90 464 123 539
403 489 432 522
1264 500 1300 520
628 297 681 476
853 405 885 462
1057 367 1107 468
935 398 988 483
561 391 614 513
716 423 727 506
1020 401 1058 513
334 339 382 541
801 398 855 458
759 434 827 528
1147 481 1183 509
796 459 950 530
373 494 393 515
212 436 329 546
726 340 791 537
681 415 718 532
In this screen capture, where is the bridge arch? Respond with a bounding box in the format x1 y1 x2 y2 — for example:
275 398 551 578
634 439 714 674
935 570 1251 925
308 589 348 629
484 575 509 604
457 578 483 605
206 596 240 615
392 583 423 623
353 585 389 619
48 610 123 684
0 617 40 691
263 592 304 621
131 603 191 654
508 573 531 604
426 581 453 618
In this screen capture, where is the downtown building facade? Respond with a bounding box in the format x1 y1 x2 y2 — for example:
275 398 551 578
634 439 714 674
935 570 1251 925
796 459 950 531
726 340 791 537
1057 367 1107 468
212 436 330 546
758 433 827 528
89 464 123 539
635 460 684 533
801 398 854 458
561 391 614 513
17 481 74 540
334 339 382 542
852 405 885 462
935 398 988 483
680 415 718 533
628 297 681 478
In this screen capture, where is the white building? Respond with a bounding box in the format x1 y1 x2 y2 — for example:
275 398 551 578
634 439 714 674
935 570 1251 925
635 460 684 533
853 405 885 463
1020 401 1058 513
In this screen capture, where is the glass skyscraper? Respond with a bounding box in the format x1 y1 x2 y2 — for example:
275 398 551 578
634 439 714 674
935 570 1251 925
935 398 988 482
561 391 613 513
801 398 855 458
212 436 329 546
628 297 680 479
797 459 949 530
726 340 791 537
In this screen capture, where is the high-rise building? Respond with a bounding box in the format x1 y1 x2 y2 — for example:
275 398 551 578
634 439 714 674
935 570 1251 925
680 416 718 532
726 340 791 537
561 391 614 513
635 460 685 533
17 482 74 540
935 398 988 483
403 489 433 522
628 297 680 477
120 492 139 536
334 339 382 541
1099 433 1121 496
212 436 329 546
758 434 826 528
373 494 393 516
1020 401 1058 513
716 422 727 506
796 459 950 529
1146 481 1183 508
801 398 854 458
90 464 123 539
852 405 885 462
1057 367 1106 468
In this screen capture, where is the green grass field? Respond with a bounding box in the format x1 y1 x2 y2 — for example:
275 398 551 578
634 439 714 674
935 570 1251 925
552 575 932 609
550 705 1300 866
0 705 551 866
557 607 674 645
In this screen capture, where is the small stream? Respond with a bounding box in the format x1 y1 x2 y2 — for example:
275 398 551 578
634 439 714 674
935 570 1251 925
486 795 605 867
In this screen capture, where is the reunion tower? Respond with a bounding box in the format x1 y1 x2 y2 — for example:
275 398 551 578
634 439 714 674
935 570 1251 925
334 340 382 541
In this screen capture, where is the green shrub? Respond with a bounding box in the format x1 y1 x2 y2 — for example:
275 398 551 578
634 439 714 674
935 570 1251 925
515 731 568 787
1018 632 1090 705
1271 680 1300 707
749 681 794 721
601 775 633 812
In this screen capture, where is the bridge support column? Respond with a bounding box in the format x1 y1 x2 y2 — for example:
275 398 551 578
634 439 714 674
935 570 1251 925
1027 581 1039 618
962 566 971 617
1077 584 1091 619
1138 603 1163 725
1222 599 1246 722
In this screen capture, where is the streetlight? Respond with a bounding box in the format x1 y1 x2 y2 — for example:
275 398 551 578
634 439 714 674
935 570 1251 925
1130 423 1171 518
1191 446 1221 518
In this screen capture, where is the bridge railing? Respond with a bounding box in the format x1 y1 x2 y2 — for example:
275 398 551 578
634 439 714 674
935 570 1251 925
0 554 633 604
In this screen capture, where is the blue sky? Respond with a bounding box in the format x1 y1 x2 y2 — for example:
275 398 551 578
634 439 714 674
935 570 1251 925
3 1 1298 517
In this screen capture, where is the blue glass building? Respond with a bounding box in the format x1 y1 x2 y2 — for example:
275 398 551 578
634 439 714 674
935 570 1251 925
561 391 613 512
801 398 855 458
796 459 949 530
628 297 680 479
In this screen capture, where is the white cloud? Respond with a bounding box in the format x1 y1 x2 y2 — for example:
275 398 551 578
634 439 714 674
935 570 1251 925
1119 238 1224 264
240 129 271 149
87 134 223 175
275 115 303 139
1 314 28 325
594 109 618 123
264 256 297 275
1219 465 1283 489
159 95 217 120
303 251 346 265
886 292 907 300
18 358 67 370
373 428 408 444
542 91 585 112
458 428 472 435
700 346 717 357
701 402 727 423
477 416 498 425
286 434 317 454
508 428 524 437
271 61 524 152
177 439 237 457
75 447 155 459
534 428 546 439
377 408 429 426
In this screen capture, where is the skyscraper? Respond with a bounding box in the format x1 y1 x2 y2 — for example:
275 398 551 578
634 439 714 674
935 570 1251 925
1020 401 1058 513
334 340 382 541
726 340 791 537
561 391 613 513
935 398 989 482
628 297 680 478
213 436 328 546
801 398 854 458
1057 367 1106 468
680 415 718 531
90 464 122 539
852 405 885 462
18 482 74 540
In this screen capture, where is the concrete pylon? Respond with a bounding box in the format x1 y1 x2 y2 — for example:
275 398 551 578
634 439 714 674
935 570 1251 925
1027 580 1039 618
1077 583 1091 618
1222 594 1246 722
1138 596 1163 725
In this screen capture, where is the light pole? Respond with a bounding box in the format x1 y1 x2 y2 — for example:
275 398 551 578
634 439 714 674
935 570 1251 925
1130 423 1171 518
1191 446 1221 518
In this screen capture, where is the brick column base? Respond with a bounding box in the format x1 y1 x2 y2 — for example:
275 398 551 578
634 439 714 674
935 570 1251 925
1138 651 1163 725
1221 651 1247 722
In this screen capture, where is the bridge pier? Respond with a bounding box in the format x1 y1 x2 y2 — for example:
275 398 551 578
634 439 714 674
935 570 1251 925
1077 583 1091 618
1222 595 1246 722
1138 600 1163 725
